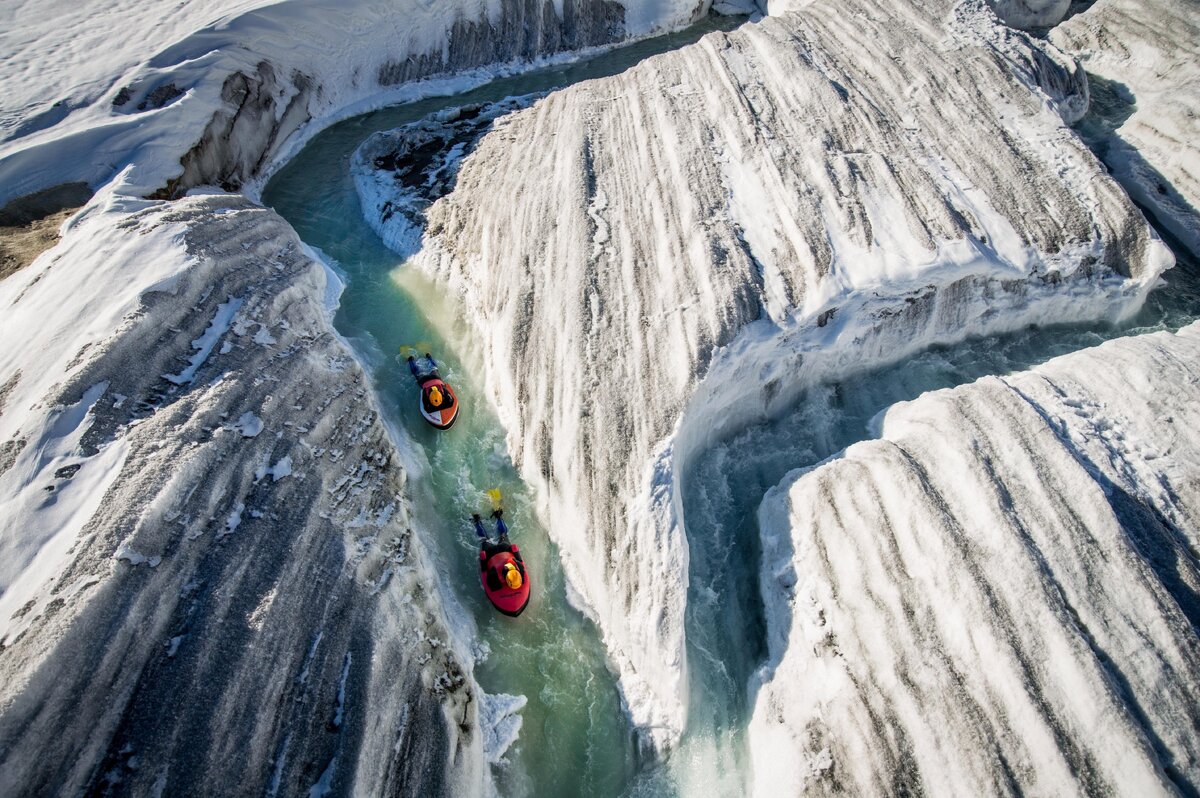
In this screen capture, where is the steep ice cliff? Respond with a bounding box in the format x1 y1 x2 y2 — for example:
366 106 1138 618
1051 0 1200 256
0 188 504 795
355 0 1172 751
0 0 723 207
752 322 1200 795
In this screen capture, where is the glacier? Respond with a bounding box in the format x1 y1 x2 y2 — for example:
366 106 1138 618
0 0 730 207
753 321 1200 795
356 0 1176 752
2 0 1199 792
0 187 488 794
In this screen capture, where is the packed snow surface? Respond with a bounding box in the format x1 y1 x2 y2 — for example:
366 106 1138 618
1051 0 1200 256
753 321 1200 795
357 0 1173 750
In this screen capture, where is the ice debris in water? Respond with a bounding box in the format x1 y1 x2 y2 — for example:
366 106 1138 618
480 692 527 765
231 412 264 438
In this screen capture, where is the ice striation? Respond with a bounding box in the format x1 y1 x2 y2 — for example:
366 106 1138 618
1051 0 1200 257
0 191 487 795
356 0 1173 751
752 321 1200 795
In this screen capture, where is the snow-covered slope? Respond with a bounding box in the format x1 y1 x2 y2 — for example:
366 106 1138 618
0 188 509 795
353 0 1172 751
752 321 1200 795
1051 0 1200 256
0 0 721 207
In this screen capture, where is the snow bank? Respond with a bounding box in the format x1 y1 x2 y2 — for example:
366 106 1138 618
375 0 1172 752
0 193 485 795
1051 0 1200 256
0 0 724 208
752 322 1200 795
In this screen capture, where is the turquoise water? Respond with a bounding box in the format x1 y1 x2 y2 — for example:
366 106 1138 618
263 15 1200 794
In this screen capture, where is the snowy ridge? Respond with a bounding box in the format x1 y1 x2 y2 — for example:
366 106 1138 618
1051 0 1200 256
0 0 724 208
382 0 1174 751
0 193 487 795
752 322 1200 795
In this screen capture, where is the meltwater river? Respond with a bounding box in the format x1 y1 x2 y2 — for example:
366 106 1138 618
263 17 1200 795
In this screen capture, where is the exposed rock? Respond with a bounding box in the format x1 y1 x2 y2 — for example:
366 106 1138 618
0 183 92 280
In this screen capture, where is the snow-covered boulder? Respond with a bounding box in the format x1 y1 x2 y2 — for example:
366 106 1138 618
0 190 487 795
752 321 1200 795
352 0 1173 752
1051 0 1200 256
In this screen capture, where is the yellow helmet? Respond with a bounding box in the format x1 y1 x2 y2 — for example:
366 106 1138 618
428 385 443 407
504 563 523 589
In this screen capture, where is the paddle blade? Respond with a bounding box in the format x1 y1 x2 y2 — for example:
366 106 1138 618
398 342 431 357
486 489 503 511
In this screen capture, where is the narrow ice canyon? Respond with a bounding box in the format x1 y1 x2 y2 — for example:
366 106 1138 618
1 0 1198 795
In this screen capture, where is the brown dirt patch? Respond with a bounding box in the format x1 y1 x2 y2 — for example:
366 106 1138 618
0 182 93 280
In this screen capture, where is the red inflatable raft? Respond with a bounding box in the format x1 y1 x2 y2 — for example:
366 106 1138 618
418 378 458 430
480 545 530 617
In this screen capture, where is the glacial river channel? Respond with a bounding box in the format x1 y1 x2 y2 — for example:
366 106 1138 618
263 16 1200 796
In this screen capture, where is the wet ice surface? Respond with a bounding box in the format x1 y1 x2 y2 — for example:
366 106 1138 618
650 243 1200 795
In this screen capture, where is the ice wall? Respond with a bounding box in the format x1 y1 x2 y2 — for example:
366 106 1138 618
0 191 489 795
752 322 1200 795
1051 0 1200 256
387 0 1171 752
